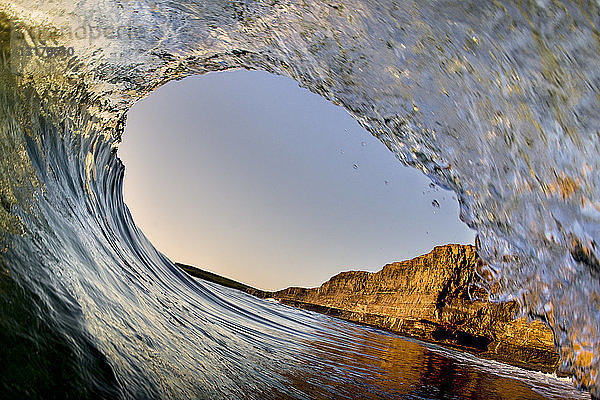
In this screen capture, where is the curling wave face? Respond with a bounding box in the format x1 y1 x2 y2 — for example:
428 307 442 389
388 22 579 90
0 0 599 397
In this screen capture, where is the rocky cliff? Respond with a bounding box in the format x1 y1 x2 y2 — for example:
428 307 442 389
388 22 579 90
271 244 559 373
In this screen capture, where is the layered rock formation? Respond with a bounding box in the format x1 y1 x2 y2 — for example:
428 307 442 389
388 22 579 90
178 244 560 373
271 244 559 373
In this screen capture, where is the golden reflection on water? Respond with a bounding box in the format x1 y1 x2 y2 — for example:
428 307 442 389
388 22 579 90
284 318 561 400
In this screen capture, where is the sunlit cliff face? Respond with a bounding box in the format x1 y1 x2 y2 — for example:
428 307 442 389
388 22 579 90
1 0 600 394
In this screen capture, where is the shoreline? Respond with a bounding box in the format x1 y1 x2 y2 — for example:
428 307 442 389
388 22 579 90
176 245 560 375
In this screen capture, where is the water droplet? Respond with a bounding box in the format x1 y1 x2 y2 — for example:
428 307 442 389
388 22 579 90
361 141 366 147
353 164 359 170
384 180 389 185
432 199 440 208
339 149 344 155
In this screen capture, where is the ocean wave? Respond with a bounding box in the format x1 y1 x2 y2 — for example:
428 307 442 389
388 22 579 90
0 0 599 397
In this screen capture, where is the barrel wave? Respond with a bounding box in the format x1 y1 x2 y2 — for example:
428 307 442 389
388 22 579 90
0 0 599 398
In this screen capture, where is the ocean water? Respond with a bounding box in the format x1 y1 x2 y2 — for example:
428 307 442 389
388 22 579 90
0 0 599 398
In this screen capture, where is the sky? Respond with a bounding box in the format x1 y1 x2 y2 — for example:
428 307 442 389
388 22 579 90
118 69 475 291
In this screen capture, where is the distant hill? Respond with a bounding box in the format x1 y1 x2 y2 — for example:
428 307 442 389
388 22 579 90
176 262 272 298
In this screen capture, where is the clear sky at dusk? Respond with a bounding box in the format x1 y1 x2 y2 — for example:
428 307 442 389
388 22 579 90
119 70 475 291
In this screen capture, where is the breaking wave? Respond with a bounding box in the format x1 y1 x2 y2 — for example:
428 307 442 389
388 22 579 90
0 0 599 397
